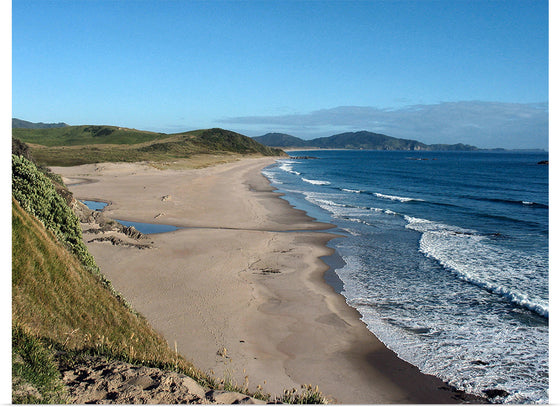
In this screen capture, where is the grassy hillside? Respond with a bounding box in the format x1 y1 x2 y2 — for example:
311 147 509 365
12 125 168 146
12 154 212 402
12 197 199 369
13 126 287 166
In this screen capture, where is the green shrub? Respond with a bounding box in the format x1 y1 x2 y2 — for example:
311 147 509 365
12 155 95 270
11 155 132 308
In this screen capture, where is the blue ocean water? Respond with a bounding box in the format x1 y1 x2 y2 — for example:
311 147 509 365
262 150 548 403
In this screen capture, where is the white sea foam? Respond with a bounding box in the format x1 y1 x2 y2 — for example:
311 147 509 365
304 195 354 218
261 170 283 184
278 161 301 175
341 217 380 227
303 194 382 226
336 252 548 404
375 192 424 202
368 207 399 216
312 198 347 208
341 227 361 236
342 188 362 193
404 215 549 318
302 178 331 185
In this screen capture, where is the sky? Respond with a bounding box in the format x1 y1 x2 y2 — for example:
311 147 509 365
10 0 550 149
2 2 557 399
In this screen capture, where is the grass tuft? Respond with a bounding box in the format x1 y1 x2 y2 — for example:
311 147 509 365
281 384 330 404
12 325 67 404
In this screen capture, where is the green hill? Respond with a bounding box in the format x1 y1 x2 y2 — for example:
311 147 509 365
193 128 283 154
140 128 284 156
13 126 286 166
12 125 170 147
310 131 427 150
12 118 69 129
253 130 478 151
253 133 308 148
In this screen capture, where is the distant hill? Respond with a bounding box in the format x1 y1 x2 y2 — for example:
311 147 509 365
13 118 69 129
253 133 308 148
253 130 478 151
309 131 428 150
12 125 286 166
13 124 171 147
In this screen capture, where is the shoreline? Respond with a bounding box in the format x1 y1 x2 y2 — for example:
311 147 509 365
52 157 484 403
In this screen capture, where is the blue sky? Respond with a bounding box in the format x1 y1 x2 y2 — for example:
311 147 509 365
11 0 549 149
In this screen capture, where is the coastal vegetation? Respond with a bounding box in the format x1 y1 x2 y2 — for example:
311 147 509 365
12 153 207 402
11 139 325 403
12 125 286 166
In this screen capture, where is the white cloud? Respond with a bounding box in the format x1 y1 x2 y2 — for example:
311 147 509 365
219 101 548 149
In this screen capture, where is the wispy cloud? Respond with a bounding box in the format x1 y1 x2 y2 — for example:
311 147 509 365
219 101 548 149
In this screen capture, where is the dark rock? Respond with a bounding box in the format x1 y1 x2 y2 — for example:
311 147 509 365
12 137 33 161
122 225 144 239
88 236 151 249
483 389 509 398
437 385 490 403
259 268 281 274
537 160 548 165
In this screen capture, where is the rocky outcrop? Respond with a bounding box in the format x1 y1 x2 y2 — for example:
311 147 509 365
482 389 509 399
87 236 152 249
71 200 151 248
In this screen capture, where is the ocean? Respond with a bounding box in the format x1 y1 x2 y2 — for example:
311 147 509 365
262 150 549 404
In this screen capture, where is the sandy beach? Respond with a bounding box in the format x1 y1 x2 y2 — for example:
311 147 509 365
52 157 476 404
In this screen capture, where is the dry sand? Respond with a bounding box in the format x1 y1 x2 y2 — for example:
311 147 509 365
59 354 268 404
52 157 478 404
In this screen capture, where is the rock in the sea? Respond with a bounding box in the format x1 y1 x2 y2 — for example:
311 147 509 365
483 388 509 399
538 160 548 165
